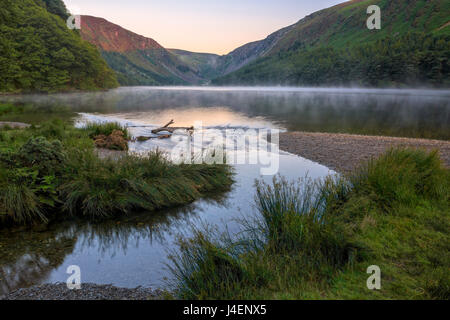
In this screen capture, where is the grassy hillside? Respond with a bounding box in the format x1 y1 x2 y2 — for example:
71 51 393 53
0 0 118 93
213 0 450 87
271 0 450 52
169 148 450 299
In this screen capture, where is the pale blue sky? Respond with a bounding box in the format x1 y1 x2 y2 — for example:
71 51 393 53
64 0 345 54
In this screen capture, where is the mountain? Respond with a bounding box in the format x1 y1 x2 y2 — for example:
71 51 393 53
213 0 450 87
79 15 297 85
80 15 212 85
215 23 296 76
0 0 118 93
167 49 221 82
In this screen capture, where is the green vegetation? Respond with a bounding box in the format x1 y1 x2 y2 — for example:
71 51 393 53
168 148 449 299
84 122 130 140
0 0 118 93
214 32 450 87
101 51 187 86
213 0 450 87
36 0 70 20
0 104 233 225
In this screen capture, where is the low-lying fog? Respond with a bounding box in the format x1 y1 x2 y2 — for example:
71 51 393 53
2 86 449 139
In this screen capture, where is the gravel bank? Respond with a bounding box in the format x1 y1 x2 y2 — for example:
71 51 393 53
1 283 165 300
279 132 450 173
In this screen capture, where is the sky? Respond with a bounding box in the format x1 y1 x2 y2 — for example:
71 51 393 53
64 0 345 55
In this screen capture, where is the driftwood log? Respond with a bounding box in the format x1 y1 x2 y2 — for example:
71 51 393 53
134 120 194 141
151 119 193 134
151 126 194 134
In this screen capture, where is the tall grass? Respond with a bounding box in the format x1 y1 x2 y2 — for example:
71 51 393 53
350 148 449 209
168 148 450 300
61 150 233 217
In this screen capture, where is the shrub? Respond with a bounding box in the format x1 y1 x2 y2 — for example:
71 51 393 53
18 136 67 176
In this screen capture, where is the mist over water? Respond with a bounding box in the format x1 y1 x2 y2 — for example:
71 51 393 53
2 86 449 139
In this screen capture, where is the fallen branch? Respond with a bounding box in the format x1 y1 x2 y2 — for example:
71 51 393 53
151 126 194 134
162 119 175 128
151 120 194 134
134 120 194 141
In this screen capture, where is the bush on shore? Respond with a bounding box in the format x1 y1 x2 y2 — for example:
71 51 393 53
168 148 449 300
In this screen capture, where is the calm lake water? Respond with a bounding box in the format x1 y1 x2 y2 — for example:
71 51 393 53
1 86 449 295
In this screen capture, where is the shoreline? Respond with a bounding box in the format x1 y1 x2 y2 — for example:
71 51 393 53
279 131 450 173
1 283 165 300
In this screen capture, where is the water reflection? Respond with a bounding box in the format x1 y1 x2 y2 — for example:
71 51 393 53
2 87 449 139
0 225 77 295
0 191 229 296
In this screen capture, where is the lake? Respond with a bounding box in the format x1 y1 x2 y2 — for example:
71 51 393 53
0 86 449 295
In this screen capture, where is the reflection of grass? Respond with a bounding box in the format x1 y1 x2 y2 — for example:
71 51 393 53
0 103 76 125
0 104 234 225
169 148 450 299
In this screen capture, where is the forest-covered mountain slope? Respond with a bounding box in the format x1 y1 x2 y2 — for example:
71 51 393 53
213 0 450 87
0 0 118 93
